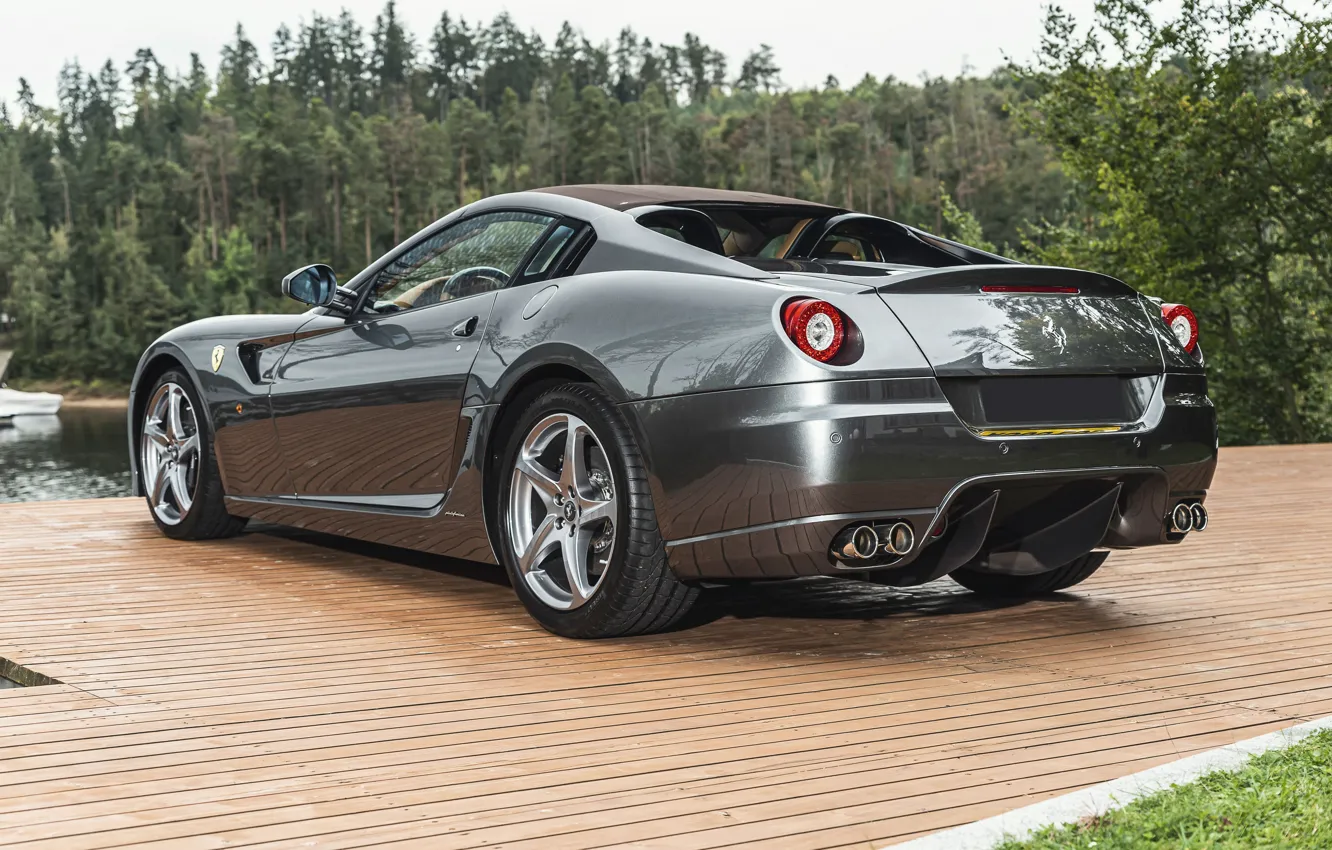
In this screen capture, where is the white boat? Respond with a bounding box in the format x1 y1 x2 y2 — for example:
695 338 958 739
0 351 63 417
0 387 63 417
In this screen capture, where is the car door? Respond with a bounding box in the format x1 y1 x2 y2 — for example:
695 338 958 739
268 210 561 503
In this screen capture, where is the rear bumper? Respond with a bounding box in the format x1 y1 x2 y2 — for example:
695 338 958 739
626 375 1217 581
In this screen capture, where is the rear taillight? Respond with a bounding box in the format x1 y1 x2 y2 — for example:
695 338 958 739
782 298 847 362
1161 303 1199 353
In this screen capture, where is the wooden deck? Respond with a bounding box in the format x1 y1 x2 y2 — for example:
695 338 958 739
0 444 1329 849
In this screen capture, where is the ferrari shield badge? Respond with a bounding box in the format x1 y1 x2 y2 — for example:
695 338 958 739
211 345 226 372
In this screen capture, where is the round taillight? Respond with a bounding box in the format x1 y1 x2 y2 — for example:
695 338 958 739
782 299 846 362
1161 303 1199 353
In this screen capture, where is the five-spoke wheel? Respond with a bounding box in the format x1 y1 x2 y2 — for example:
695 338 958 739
497 383 698 638
508 412 617 610
141 382 201 525
138 369 247 540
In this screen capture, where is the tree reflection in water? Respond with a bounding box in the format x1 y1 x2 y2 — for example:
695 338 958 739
0 408 131 502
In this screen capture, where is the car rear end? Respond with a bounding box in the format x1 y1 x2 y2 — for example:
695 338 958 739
645 263 1217 585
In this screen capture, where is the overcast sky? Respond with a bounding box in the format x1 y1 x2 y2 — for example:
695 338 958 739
3 0 1111 108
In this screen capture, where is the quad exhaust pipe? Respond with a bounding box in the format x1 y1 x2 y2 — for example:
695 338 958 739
836 525 880 560
832 521 916 562
1169 501 1209 534
883 522 915 556
1190 503 1208 531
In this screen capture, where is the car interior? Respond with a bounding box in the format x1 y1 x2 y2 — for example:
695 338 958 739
633 203 1003 268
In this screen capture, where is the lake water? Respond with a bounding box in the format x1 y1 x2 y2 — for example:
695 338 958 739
0 407 133 502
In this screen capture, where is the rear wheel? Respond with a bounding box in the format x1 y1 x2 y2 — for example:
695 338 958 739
949 551 1109 597
139 370 247 540
497 383 698 638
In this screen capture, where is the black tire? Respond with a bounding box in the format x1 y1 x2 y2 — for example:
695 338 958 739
140 369 247 541
950 551 1109 597
496 382 698 638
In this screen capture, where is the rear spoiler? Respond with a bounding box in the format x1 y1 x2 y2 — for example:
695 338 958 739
875 264 1138 297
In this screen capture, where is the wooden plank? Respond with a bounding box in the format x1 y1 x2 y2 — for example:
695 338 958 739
0 444 1328 848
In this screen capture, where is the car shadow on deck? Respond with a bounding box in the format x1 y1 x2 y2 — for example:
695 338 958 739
253 522 1126 649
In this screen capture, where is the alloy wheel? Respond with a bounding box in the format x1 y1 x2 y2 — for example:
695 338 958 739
508 412 618 610
141 382 201 526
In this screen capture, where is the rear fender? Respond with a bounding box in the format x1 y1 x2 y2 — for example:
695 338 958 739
471 270 932 406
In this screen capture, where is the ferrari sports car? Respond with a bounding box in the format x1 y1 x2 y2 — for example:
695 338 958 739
128 185 1217 637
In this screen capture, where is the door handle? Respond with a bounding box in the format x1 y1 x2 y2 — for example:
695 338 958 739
451 316 479 338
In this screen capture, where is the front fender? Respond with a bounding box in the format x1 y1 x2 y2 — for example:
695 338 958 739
127 313 314 497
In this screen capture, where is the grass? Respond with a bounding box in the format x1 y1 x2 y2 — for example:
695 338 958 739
996 730 1332 849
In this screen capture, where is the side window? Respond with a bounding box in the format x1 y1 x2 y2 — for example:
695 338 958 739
633 209 725 254
366 211 555 312
522 223 578 278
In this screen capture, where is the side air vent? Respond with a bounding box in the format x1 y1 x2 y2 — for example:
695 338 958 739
237 343 267 384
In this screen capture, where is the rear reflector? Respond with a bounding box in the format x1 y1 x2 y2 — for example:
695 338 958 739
981 285 1080 294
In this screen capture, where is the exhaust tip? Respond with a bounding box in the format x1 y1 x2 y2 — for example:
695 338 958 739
1190 503 1208 532
837 525 880 560
1169 503 1194 534
882 522 915 556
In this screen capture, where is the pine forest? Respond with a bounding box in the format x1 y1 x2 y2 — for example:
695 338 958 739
2 0 1330 444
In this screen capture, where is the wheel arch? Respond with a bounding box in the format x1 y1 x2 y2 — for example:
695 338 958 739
477 354 659 569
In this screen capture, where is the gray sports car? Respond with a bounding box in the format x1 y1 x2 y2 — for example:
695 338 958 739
127 185 1217 637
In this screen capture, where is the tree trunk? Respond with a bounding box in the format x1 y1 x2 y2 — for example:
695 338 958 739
764 109 772 193
885 142 897 218
197 184 207 249
863 132 873 215
388 160 401 245
202 162 219 261
279 193 288 255
332 171 342 259
54 159 72 231
364 210 371 266
545 107 554 185
392 184 401 245
218 141 231 230
777 137 788 195
642 122 651 184
458 147 468 206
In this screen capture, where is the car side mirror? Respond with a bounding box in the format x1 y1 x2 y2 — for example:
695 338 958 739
282 264 338 307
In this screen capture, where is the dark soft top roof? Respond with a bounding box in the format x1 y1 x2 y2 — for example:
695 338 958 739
534 184 843 213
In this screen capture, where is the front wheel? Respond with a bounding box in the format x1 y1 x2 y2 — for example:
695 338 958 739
497 383 697 638
950 551 1109 597
139 370 247 540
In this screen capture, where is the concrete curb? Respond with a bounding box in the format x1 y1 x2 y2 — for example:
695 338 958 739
888 714 1332 850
